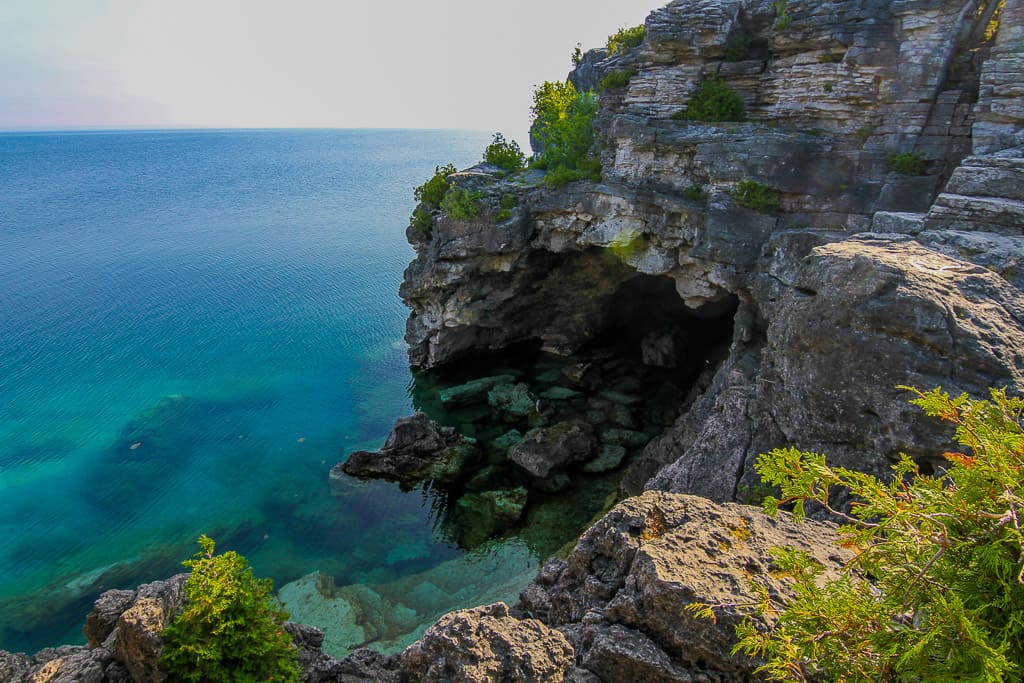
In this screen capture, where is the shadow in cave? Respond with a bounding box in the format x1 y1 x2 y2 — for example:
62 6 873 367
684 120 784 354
404 270 739 551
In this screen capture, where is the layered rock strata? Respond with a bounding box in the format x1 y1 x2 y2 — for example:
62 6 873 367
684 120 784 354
401 0 1024 503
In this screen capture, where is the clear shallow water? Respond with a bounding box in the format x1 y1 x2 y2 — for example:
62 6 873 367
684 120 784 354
0 128 494 652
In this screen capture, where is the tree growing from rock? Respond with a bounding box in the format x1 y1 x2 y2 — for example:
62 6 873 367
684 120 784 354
692 387 1024 681
158 535 300 683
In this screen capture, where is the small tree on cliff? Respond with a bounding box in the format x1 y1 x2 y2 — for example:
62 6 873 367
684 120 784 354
159 535 300 683
691 387 1024 681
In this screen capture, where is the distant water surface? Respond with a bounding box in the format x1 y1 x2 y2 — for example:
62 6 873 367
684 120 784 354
0 128 492 652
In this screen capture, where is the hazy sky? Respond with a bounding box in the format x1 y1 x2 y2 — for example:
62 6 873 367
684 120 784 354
0 0 661 140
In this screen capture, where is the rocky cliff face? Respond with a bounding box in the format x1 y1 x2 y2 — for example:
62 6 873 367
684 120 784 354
5 1 1022 681
402 0 1024 502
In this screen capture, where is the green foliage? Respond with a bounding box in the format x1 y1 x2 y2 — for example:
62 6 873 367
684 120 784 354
495 193 517 222
410 207 433 236
439 183 483 221
822 82 834 92
733 179 780 213
159 536 300 683
414 163 457 208
600 68 636 90
608 229 645 262
724 33 752 61
886 151 928 175
673 76 746 123
702 388 1024 682
483 133 525 172
772 0 792 29
530 80 601 187
606 25 645 55
818 52 842 63
571 43 583 66
682 184 707 202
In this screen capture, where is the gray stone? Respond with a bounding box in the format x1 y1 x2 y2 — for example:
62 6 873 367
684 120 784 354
582 444 628 474
509 421 597 478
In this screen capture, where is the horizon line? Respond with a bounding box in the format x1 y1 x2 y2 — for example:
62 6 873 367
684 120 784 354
0 124 498 135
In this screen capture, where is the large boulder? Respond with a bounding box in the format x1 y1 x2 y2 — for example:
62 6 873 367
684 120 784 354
518 491 850 680
399 602 575 683
508 421 597 479
338 413 480 488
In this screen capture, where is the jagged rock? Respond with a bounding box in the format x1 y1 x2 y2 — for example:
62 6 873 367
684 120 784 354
455 488 529 547
115 575 187 683
399 602 575 682
520 492 850 679
339 413 480 487
509 421 597 478
0 651 31 683
83 589 134 647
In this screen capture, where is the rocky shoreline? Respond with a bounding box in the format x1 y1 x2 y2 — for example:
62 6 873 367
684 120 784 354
4 0 1023 680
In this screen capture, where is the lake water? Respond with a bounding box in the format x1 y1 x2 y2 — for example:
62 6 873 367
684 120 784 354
0 128 503 653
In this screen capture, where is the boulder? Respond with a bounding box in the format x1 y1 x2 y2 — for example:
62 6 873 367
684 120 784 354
455 488 529 547
488 382 537 420
399 603 575 683
339 413 480 488
115 575 187 683
519 491 850 679
508 421 597 478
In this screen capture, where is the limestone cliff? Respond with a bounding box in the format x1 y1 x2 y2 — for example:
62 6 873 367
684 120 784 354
4 1 1022 681
402 0 1024 503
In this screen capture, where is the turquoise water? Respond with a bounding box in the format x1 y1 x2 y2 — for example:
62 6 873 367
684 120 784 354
0 128 493 652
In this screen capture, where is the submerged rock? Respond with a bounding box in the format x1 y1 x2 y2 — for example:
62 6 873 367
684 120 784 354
440 375 518 408
582 444 628 474
487 382 537 420
338 413 480 488
508 421 597 479
455 487 530 547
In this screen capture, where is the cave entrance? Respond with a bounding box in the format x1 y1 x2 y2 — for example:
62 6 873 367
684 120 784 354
405 268 738 550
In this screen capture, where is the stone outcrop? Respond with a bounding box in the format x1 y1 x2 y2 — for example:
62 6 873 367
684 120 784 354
337 413 480 488
400 0 1024 503
0 575 186 683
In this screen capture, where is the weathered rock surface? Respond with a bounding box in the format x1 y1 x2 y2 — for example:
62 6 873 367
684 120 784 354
399 0 1024 503
399 602 575 683
509 421 597 478
337 412 480 488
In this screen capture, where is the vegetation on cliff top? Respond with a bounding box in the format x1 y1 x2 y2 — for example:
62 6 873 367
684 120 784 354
484 133 526 173
530 80 601 187
159 535 300 682
606 25 645 55
692 387 1024 682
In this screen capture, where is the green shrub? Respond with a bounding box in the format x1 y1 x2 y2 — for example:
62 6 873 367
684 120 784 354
571 43 583 66
682 185 707 201
607 25 645 55
495 193 517 222
818 52 842 63
414 163 457 208
692 387 1024 682
772 0 792 29
410 207 433 236
733 179 780 213
822 81 834 92
439 183 483 221
600 68 636 90
673 76 745 122
886 151 928 175
530 80 601 187
158 536 300 683
724 33 752 61
483 133 525 172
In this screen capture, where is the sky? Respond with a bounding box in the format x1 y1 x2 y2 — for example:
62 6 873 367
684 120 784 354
0 0 661 141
